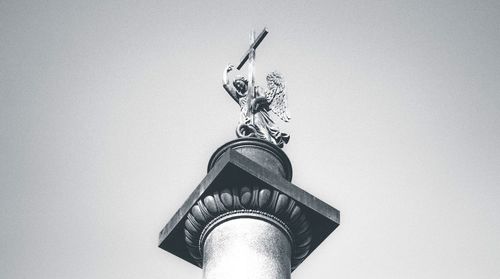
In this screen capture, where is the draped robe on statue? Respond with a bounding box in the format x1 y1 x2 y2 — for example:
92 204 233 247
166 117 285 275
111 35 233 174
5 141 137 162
238 86 290 147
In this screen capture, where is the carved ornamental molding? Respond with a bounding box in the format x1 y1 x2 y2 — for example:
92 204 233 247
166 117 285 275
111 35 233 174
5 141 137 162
184 185 312 269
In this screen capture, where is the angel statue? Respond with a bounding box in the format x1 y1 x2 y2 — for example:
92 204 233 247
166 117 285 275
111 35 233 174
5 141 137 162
223 64 291 148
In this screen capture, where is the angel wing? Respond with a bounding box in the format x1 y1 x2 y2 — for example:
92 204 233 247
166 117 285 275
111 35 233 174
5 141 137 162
265 71 291 122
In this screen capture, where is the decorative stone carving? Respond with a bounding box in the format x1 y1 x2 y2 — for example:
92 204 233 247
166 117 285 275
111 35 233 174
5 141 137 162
159 138 340 272
222 28 291 148
184 185 312 270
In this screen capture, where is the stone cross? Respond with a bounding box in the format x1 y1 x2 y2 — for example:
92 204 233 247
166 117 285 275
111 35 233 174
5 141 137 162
236 28 268 121
236 28 269 71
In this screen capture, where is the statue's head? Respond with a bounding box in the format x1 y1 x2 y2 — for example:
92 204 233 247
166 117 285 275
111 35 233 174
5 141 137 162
233 76 248 95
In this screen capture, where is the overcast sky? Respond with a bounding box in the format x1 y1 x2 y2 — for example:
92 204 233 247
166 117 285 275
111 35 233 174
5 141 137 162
1 1 499 278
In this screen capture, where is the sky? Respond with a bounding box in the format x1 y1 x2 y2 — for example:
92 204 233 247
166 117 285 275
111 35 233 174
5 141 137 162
1 1 499 278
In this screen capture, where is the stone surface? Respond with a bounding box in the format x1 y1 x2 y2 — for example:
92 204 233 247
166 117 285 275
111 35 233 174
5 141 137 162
158 139 340 271
183 187 312 269
202 216 291 279
208 138 292 181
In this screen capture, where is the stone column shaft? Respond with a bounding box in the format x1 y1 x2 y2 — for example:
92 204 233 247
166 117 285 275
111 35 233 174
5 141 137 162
203 217 291 279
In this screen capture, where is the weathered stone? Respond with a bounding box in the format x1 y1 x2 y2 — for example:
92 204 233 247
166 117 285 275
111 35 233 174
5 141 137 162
203 216 291 279
158 138 340 271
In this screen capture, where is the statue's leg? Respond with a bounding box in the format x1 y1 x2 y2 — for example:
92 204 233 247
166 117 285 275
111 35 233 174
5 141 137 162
253 113 272 142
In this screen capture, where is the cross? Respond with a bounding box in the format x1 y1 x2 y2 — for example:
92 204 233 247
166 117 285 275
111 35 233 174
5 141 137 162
236 28 269 70
236 28 269 123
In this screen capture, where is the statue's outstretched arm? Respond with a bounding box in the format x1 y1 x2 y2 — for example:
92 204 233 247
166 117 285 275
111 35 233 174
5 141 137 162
222 64 239 103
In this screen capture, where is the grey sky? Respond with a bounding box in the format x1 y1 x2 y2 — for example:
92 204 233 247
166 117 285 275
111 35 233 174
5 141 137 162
1 1 499 278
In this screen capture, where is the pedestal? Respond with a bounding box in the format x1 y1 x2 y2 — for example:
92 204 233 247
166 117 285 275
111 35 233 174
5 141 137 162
159 138 340 276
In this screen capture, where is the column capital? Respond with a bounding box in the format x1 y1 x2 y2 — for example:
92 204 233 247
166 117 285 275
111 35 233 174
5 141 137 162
158 139 340 272
184 186 311 269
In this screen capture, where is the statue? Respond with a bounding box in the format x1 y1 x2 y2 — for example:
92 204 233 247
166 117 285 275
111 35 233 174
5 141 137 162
222 28 291 148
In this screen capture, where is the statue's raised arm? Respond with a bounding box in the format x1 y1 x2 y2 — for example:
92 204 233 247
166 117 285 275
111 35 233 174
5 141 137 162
222 64 247 103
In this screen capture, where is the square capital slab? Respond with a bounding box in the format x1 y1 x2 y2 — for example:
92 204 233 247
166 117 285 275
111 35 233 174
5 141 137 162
158 148 340 270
